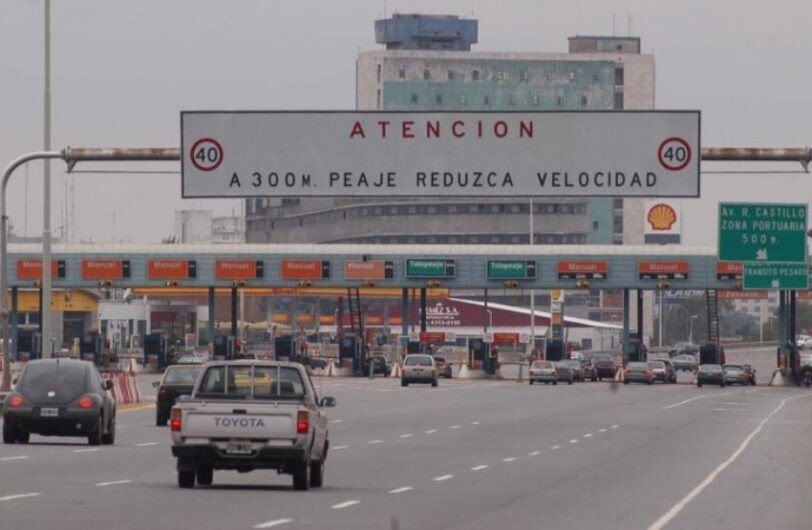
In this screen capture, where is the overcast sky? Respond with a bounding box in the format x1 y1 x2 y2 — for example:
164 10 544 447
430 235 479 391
1 0 810 245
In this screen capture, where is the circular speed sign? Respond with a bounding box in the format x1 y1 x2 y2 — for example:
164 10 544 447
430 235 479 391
657 137 691 171
190 138 224 172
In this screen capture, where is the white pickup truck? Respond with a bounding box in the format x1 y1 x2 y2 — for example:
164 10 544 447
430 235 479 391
170 360 336 490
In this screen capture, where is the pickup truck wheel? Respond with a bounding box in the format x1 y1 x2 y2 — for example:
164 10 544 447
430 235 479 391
196 465 213 486
293 461 310 491
178 469 195 489
310 460 324 488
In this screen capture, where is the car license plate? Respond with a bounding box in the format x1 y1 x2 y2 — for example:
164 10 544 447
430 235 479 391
226 440 253 455
40 407 59 417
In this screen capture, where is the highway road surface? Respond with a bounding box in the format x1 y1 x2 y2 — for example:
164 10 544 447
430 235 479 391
2 350 810 530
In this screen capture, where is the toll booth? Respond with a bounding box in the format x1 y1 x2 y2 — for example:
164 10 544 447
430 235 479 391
16 330 40 362
545 340 566 362
144 333 167 369
468 338 486 369
699 342 724 365
627 334 647 363
213 335 236 360
80 331 103 366
407 341 422 354
338 336 362 374
274 336 294 361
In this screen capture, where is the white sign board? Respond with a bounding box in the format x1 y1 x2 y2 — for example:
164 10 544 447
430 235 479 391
181 111 700 198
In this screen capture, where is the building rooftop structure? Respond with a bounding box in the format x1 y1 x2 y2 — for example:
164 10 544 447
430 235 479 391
375 13 478 51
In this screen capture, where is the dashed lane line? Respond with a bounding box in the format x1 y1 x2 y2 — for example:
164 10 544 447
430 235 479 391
433 474 454 482
136 442 158 447
331 500 360 510
329 420 344 424
598 428 607 433
73 448 100 454
449 425 462 429
388 487 413 494
471 465 488 471
569 439 579 444
253 518 293 529
611 424 619 429
528 451 541 456
368 439 383 445
502 457 516 463
470 421 481 425
399 434 414 439
425 429 438 434
0 492 40 502
584 433 593 438
551 445 561 450
95 480 132 487
0 455 29 461
333 445 349 450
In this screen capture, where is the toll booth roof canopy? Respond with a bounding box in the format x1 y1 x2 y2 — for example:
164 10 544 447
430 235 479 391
9 243 721 257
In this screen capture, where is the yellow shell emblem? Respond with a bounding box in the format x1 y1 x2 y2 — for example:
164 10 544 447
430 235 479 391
647 203 677 230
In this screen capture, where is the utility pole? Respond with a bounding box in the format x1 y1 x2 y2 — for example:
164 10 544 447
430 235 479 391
528 198 535 355
42 0 53 358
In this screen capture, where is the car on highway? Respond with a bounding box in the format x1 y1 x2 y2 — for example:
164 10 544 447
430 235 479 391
563 359 584 382
647 360 671 384
528 361 558 385
174 354 206 365
796 334 812 349
432 355 453 379
623 362 654 385
154 364 204 426
672 354 698 372
592 354 618 381
369 355 392 376
697 364 726 387
3 358 116 445
552 361 575 385
170 360 335 490
401 354 438 387
669 342 699 357
307 357 330 371
723 364 748 386
581 358 598 381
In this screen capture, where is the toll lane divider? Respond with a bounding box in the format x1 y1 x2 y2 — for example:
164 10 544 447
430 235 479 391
102 371 141 405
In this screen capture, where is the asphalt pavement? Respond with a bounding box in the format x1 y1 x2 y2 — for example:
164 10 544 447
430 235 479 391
1 347 810 530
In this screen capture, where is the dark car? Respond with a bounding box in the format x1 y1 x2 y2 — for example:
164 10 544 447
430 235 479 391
370 355 392 376
672 354 698 372
433 356 453 379
581 358 598 381
669 342 699 357
697 364 726 387
647 360 670 384
552 362 575 385
564 360 584 382
624 362 654 385
723 364 748 386
307 357 330 371
3 359 116 445
592 354 618 380
742 364 757 386
154 364 204 426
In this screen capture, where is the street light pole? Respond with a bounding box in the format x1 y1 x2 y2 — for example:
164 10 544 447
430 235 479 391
689 314 699 344
42 0 53 357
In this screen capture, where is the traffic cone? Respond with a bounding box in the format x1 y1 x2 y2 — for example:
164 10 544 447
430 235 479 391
326 362 334 377
391 362 402 378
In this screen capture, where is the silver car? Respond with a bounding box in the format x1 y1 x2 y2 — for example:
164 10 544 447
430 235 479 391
401 354 438 387
529 361 558 385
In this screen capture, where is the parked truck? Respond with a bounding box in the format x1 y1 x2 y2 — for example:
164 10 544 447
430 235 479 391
170 360 336 490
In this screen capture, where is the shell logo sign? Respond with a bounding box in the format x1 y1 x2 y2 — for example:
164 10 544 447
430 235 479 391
647 203 677 230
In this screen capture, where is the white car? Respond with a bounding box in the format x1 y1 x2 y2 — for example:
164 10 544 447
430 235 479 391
797 335 812 349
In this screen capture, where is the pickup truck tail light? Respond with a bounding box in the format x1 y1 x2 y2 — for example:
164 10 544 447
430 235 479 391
170 408 182 432
297 411 309 434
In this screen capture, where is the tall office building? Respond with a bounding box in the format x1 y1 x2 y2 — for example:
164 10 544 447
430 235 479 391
245 14 654 247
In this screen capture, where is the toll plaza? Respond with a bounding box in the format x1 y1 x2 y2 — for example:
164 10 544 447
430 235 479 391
6 242 810 377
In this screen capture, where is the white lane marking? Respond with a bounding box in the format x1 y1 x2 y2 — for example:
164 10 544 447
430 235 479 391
647 394 807 530
711 408 731 412
611 424 619 429
331 500 360 510
471 465 488 471
95 480 132 487
329 420 344 424
502 457 516 463
136 442 158 447
449 425 462 429
663 396 707 410
0 492 40 502
253 518 293 529
470 421 481 425
333 445 349 450
368 439 383 445
399 434 414 439
569 439 579 444
425 429 437 434
433 474 454 482
551 445 561 450
528 451 541 456
714 402 745 406
598 428 607 433
388 486 413 494
0 455 29 461
584 433 593 438
73 448 100 453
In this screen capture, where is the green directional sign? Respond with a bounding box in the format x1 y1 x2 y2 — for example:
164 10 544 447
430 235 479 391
487 260 536 280
405 259 456 278
743 262 809 290
718 203 807 263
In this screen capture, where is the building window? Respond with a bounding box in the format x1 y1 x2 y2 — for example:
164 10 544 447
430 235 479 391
448 70 455 81
427 205 437 214
376 89 381 109
388 206 397 215
411 93 418 104
613 198 623 209
483 95 490 105
581 96 588 106
507 95 516 106
448 205 458 213
521 71 529 82
472 69 479 81
435 94 443 104
377 64 381 83
298 218 303 227
614 67 624 86
342 211 347 220
593 221 599 231
592 73 600 83
373 207 382 215
460 94 467 105
495 70 503 80
556 96 563 106
533 94 540 106
423 69 430 80
408 206 417 214
614 91 624 110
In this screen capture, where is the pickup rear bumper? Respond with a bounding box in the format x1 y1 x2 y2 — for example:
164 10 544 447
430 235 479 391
172 444 306 471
